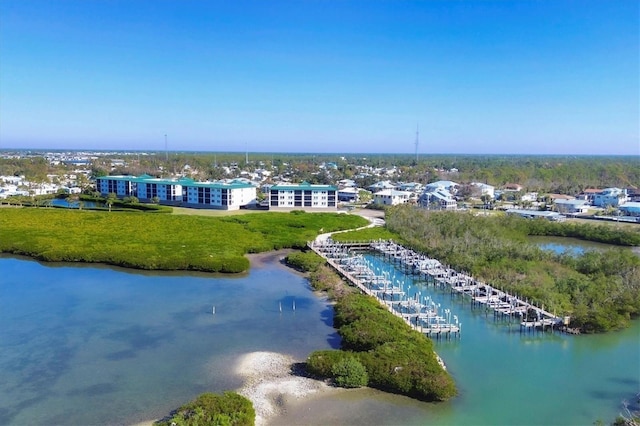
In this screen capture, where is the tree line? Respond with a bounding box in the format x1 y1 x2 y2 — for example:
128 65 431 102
381 205 640 332
2 153 638 196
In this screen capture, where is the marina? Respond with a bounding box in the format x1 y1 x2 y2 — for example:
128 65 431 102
310 239 574 337
310 239 462 339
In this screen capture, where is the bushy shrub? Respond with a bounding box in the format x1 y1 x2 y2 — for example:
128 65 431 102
306 350 348 377
285 251 325 272
331 356 368 388
155 391 255 426
338 318 396 351
308 292 457 401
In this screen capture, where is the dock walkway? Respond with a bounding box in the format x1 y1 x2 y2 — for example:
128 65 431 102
309 240 461 340
311 239 569 334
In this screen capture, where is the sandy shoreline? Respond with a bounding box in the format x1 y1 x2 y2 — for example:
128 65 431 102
132 351 341 426
235 351 341 426
130 251 331 426
246 249 297 270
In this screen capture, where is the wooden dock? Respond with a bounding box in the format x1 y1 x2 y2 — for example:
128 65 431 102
309 240 461 340
369 240 567 332
312 239 569 335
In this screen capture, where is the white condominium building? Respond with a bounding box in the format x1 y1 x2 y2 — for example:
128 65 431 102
269 182 337 211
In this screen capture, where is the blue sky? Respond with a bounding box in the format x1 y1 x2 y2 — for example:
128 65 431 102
1 0 638 155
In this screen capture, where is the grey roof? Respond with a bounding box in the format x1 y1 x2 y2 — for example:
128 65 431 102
506 209 564 218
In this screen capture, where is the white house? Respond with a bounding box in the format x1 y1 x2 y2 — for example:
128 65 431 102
269 182 337 211
425 180 459 195
372 189 412 206
593 188 628 207
0 184 29 199
470 182 495 199
368 181 396 192
396 182 423 193
338 179 357 188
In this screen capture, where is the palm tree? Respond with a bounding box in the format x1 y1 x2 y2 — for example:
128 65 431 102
106 193 117 212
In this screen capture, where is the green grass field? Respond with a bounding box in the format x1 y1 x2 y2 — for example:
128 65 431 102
0 208 368 273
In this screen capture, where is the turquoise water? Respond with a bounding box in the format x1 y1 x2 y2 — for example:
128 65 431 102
0 257 339 425
1 255 638 425
315 254 640 425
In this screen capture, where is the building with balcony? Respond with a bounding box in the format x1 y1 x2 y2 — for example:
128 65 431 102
269 182 337 211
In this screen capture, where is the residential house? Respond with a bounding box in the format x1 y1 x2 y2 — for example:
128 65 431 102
338 187 360 202
396 182 423 193
503 183 523 192
619 202 640 217
337 179 357 188
425 180 459 194
593 188 628 208
470 182 495 199
554 199 590 215
368 181 396 192
420 188 457 210
577 188 602 204
372 189 411 206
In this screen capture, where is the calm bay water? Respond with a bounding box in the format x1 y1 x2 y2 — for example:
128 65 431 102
0 256 339 425
1 253 639 426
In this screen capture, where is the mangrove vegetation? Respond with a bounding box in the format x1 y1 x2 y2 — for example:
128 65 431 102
0 208 368 273
334 205 640 332
154 392 255 426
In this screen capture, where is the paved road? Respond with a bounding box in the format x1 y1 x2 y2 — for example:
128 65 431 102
316 208 385 243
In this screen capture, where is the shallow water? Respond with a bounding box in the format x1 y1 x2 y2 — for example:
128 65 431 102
0 257 339 425
528 235 633 256
277 254 640 426
1 254 638 426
